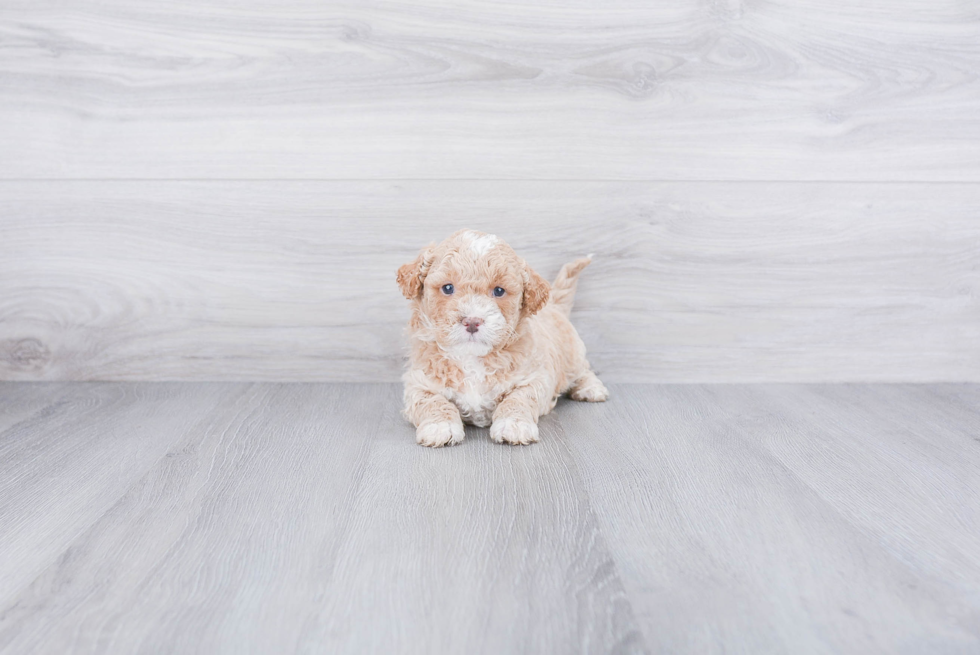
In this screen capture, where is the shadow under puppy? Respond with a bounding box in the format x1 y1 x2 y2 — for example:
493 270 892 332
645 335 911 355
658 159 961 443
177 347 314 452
397 229 608 447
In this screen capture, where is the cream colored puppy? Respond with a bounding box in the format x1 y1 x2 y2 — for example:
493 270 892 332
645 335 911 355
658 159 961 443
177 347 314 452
397 229 608 447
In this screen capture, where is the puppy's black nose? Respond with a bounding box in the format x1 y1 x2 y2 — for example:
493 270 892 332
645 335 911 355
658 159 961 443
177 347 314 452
462 317 484 333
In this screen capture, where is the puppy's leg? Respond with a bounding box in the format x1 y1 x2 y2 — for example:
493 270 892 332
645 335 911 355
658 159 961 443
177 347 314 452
569 369 609 402
490 386 541 446
404 386 465 448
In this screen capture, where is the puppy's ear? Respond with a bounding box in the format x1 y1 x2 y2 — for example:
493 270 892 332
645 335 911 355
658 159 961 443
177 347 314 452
521 261 551 317
396 246 435 300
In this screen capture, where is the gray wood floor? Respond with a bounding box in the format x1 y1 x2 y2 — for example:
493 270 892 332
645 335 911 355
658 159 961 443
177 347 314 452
1 382 978 654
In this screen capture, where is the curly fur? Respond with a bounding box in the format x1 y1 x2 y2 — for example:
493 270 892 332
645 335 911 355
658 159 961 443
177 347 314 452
397 229 608 447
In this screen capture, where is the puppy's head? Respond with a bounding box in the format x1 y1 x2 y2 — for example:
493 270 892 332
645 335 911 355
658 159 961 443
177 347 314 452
397 230 550 356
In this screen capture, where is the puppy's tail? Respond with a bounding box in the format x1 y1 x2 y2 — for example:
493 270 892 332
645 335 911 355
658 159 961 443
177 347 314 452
550 255 593 317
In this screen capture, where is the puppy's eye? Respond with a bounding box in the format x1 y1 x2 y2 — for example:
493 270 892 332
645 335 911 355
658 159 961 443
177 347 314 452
493 287 506 297
441 284 454 295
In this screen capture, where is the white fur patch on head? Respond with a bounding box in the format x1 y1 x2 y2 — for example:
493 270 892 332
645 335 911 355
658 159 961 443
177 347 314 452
461 230 499 256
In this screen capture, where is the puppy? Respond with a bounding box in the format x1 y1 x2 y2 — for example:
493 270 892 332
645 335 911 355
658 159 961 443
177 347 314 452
396 230 608 447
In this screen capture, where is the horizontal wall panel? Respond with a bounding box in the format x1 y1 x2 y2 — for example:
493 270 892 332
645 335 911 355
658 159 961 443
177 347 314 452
1 180 977 382
0 1 978 180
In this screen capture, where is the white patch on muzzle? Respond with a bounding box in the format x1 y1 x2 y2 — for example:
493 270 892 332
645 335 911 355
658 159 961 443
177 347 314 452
448 294 507 356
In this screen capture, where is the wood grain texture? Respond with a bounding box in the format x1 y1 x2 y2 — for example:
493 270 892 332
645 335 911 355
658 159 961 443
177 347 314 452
2 382 979 653
1 180 978 383
297 399 643 654
0 383 395 654
559 383 980 653
0 382 245 612
1 1 979 180
0 382 644 654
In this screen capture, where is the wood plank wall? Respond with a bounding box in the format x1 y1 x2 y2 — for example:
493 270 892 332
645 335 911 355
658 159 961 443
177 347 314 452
1 0 978 382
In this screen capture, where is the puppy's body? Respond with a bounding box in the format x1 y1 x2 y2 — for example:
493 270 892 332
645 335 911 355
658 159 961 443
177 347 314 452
397 230 607 447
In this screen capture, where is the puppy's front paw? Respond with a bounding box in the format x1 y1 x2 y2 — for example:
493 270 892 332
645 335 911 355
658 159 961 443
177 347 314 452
570 373 609 402
416 421 465 448
490 417 539 446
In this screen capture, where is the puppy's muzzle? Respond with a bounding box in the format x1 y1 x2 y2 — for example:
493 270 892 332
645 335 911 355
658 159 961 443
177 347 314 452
461 317 484 334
